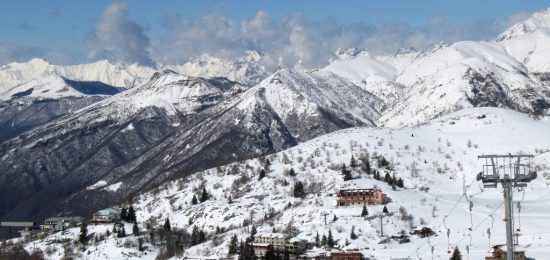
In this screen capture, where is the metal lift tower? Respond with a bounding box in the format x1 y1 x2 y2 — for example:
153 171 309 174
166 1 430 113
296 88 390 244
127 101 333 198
476 154 537 260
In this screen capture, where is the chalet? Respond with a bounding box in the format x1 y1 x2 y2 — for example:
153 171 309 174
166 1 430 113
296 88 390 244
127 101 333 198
411 227 435 238
41 216 84 231
337 188 387 206
252 233 296 257
313 251 365 260
92 208 118 223
485 245 527 260
390 234 411 244
0 221 38 239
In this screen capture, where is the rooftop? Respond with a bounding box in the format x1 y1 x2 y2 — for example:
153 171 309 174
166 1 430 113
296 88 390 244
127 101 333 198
93 207 118 216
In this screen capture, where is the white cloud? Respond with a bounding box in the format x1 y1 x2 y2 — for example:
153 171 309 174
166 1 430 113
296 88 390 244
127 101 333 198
0 3 537 68
152 9 532 70
86 1 153 66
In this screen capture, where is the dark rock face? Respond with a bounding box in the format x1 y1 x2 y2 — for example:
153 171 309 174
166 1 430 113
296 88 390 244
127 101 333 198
466 69 550 115
467 71 516 108
62 78 124 95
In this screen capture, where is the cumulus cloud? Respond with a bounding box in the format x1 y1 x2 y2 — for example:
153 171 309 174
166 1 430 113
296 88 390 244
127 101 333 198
86 1 154 66
0 2 535 68
151 9 531 70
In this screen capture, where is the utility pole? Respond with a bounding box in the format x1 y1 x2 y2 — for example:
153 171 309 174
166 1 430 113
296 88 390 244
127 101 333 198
321 212 329 225
378 213 385 237
476 154 536 260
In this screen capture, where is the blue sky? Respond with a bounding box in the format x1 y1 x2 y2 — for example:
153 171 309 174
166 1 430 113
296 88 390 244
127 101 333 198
0 0 549 66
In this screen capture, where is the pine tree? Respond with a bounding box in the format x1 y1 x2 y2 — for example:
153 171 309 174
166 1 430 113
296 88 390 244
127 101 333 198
120 207 128 222
378 156 390 168
327 229 334 248
127 205 137 223
350 226 357 240
321 234 327 246
163 218 171 232
191 226 200 246
238 238 255 260
333 214 338 222
200 187 209 202
361 204 369 216
289 168 296 176
264 244 276 260
397 178 404 188
283 248 290 260
79 223 88 244
112 223 117 234
374 170 380 180
341 164 352 181
362 154 372 175
392 172 397 190
264 158 271 172
138 237 143 251
228 234 239 255
315 232 320 247
293 181 305 198
250 225 257 238
191 195 198 205
118 225 126 238
259 169 266 180
451 247 462 260
199 229 206 243
384 172 392 184
350 156 357 168
383 205 389 214
132 222 139 236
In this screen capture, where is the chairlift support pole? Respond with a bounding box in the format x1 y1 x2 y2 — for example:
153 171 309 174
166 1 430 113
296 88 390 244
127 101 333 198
476 154 536 260
378 213 385 237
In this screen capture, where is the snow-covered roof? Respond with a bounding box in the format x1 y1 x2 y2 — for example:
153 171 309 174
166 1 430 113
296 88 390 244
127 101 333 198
255 232 287 239
93 208 118 216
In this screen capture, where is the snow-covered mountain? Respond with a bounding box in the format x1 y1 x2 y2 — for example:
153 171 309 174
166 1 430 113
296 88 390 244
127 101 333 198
11 107 550 259
0 59 154 93
497 8 550 41
166 51 268 87
320 8 550 127
0 67 381 224
0 75 122 101
1 7 550 259
0 52 267 94
379 40 549 126
129 107 549 260
322 49 403 107
0 76 122 143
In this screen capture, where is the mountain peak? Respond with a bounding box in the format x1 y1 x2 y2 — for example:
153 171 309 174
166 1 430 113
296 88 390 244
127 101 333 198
335 47 370 59
497 7 550 41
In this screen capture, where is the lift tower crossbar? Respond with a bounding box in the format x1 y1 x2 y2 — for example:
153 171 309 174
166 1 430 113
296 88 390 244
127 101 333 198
476 154 536 260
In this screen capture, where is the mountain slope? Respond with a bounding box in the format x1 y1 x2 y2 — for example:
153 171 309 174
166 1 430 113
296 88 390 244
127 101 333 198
0 68 381 224
378 40 549 126
322 50 403 107
0 76 122 143
15 107 550 259
126 107 550 260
